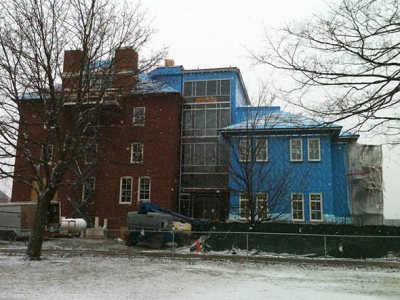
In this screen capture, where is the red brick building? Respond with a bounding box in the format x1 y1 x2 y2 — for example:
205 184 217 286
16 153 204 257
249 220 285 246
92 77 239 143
11 49 183 229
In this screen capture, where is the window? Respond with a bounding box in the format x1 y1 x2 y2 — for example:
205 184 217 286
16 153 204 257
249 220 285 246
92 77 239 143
310 193 323 221
183 81 194 96
308 138 321 161
183 80 230 97
256 193 268 220
206 80 217 95
196 81 206 96
82 177 96 203
239 140 250 162
42 144 54 165
239 194 249 219
120 177 132 203
220 80 230 95
290 139 302 161
84 144 97 164
133 107 145 126
239 193 267 220
292 193 304 221
256 139 268 162
138 177 150 202
131 142 143 163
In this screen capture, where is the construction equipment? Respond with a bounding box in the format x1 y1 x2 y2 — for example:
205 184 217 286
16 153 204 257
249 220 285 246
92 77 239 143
125 201 207 249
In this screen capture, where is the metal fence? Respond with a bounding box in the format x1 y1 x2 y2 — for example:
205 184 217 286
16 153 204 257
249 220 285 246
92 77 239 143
2 228 399 261
116 229 400 260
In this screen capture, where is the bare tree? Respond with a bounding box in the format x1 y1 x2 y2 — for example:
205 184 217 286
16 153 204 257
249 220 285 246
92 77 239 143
221 92 307 224
252 0 400 142
0 0 165 260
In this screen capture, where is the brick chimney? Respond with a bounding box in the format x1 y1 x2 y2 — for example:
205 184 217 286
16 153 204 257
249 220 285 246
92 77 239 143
62 50 84 90
113 48 138 90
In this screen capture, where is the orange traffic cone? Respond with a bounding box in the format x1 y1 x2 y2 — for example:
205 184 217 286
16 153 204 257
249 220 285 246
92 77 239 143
196 239 201 253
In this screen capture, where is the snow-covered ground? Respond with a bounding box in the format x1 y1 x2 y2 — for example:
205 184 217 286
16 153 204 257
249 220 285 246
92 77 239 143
0 249 399 300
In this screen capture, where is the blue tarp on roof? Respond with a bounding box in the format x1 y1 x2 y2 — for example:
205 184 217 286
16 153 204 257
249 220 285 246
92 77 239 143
225 110 342 131
133 73 180 94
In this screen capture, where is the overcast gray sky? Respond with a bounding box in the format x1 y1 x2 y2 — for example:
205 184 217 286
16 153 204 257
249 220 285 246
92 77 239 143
145 0 400 219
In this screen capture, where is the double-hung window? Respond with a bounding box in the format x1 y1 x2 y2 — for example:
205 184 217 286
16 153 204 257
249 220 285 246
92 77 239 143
256 193 268 219
133 107 145 126
308 138 321 161
290 139 302 161
292 193 304 221
310 193 323 221
239 140 250 162
120 177 132 204
239 194 249 218
131 142 143 163
138 177 150 202
256 139 268 162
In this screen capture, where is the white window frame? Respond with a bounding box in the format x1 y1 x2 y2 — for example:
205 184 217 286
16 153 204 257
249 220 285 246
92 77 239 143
256 139 268 162
256 193 268 219
309 193 323 222
138 176 151 202
133 107 145 126
239 140 250 162
239 193 249 219
239 193 268 220
183 79 231 97
290 139 303 162
291 193 304 221
308 138 321 161
119 176 133 204
131 142 144 164
82 177 96 202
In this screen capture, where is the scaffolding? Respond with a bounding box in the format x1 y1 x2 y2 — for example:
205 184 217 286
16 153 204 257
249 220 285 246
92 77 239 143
347 144 384 225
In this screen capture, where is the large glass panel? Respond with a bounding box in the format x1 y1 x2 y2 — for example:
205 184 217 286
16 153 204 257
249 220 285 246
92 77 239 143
206 80 217 96
220 109 230 128
193 144 205 165
220 80 230 95
195 81 206 96
206 110 217 129
204 144 216 165
194 110 206 136
183 144 192 165
218 144 229 165
184 81 193 96
183 111 192 129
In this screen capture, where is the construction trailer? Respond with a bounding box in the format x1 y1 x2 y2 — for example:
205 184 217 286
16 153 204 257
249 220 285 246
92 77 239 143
0 201 61 240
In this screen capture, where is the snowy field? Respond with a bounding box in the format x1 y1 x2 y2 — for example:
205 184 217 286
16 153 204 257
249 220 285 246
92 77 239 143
0 252 399 300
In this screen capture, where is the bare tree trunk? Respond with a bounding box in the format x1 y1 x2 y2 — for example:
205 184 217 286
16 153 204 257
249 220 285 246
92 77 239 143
26 193 53 260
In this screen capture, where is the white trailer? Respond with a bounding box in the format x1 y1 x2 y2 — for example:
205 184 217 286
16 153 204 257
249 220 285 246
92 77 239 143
0 201 60 240
0 202 36 240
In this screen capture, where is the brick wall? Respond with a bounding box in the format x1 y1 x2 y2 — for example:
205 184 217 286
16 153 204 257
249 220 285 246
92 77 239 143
12 49 183 230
